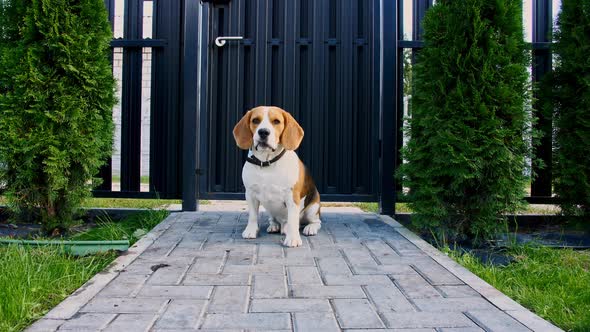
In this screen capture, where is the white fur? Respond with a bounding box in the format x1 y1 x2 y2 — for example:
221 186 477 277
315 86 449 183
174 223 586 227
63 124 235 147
241 109 321 247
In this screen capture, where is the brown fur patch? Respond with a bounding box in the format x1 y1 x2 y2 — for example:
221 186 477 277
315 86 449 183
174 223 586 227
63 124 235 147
293 160 320 213
279 109 304 150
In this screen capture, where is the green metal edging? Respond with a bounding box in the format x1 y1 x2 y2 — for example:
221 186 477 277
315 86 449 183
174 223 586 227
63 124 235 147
0 239 130 256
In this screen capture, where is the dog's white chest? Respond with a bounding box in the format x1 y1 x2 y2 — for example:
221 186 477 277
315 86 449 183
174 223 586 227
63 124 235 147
242 151 299 218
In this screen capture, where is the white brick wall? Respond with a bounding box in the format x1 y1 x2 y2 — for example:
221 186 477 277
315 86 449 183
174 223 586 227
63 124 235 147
111 0 153 179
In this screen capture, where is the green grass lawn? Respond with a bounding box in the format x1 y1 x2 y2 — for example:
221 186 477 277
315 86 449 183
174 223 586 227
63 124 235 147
0 210 169 331
82 197 182 209
2 196 210 209
447 245 590 332
0 246 115 332
355 202 560 215
72 210 169 245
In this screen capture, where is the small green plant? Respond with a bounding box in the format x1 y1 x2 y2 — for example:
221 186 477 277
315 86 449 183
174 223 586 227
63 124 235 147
0 0 116 232
398 0 530 244
548 0 590 216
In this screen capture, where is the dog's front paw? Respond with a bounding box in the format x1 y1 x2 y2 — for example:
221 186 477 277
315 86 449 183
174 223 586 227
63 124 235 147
302 223 321 236
283 234 303 247
242 225 259 239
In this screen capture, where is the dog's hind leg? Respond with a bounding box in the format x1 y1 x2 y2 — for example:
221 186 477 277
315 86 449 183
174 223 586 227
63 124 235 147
302 203 321 236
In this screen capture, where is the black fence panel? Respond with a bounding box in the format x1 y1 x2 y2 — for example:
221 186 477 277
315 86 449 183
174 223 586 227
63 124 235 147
93 0 189 199
200 0 381 202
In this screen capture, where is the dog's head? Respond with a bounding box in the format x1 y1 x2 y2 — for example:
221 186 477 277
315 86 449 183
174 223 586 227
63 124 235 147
233 106 304 151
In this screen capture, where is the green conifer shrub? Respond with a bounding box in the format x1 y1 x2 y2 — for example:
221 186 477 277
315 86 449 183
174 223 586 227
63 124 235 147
0 0 116 232
398 0 530 243
550 0 590 216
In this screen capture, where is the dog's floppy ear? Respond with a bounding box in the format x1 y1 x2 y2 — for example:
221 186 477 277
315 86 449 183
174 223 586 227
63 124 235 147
233 110 253 150
280 110 304 150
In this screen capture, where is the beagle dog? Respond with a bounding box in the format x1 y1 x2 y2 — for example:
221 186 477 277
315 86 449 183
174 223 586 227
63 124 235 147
233 106 321 247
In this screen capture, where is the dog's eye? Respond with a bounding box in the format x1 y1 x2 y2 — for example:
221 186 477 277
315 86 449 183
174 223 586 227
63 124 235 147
273 119 281 125
252 118 261 124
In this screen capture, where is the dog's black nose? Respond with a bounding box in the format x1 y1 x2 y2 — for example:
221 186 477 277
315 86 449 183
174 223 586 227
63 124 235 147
258 128 270 139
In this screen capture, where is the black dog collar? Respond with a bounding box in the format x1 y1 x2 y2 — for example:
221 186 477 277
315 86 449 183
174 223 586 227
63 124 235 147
246 149 286 167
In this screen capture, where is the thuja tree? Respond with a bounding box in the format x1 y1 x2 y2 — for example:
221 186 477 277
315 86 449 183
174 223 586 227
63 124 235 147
398 0 529 243
0 0 116 232
550 0 590 216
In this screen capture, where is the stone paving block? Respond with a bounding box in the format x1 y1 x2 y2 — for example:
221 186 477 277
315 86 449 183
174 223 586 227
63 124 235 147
147 265 189 285
103 313 156 331
342 248 380 267
506 309 562 332
291 285 366 299
222 263 284 275
413 298 496 312
253 275 288 298
332 299 385 329
413 260 464 285
364 283 415 313
384 234 426 256
25 318 65 332
307 233 335 248
293 312 341 332
392 273 442 299
287 266 323 285
438 327 486 332
257 257 317 266
363 239 402 265
81 298 168 314
323 274 392 285
250 299 332 312
332 237 364 247
208 286 249 313
345 329 435 332
110 272 150 284
175 238 205 249
285 248 341 259
466 310 531 332
317 257 353 275
57 313 115 330
227 251 255 265
351 264 416 275
258 243 284 257
154 300 206 329
189 257 224 274
137 285 213 299
381 312 477 329
96 280 142 298
201 313 291 329
438 285 481 298
183 273 251 286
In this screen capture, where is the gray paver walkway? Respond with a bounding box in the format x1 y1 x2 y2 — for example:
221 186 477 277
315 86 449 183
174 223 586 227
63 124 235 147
28 206 561 331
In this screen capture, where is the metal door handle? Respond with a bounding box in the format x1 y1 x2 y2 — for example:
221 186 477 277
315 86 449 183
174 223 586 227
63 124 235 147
215 36 243 47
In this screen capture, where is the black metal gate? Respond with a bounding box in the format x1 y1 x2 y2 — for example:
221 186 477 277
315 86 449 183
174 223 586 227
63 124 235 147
199 0 381 202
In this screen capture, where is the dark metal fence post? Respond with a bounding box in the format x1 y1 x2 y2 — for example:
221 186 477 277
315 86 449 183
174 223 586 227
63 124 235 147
120 0 143 192
531 0 553 197
181 0 201 211
378 0 398 215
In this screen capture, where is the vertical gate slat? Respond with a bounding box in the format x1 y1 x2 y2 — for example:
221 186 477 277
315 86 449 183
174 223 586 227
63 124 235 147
151 0 182 196
341 0 353 194
531 0 553 197
121 0 143 192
